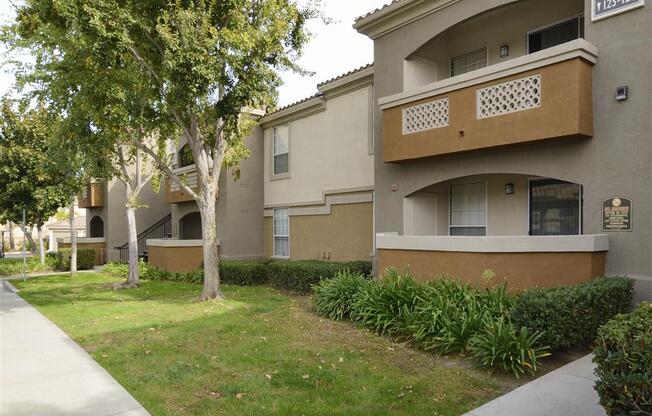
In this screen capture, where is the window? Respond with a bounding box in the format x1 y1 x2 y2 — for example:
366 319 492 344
178 144 194 168
529 179 581 235
273 126 289 175
89 216 104 238
273 208 289 257
450 48 487 77
450 182 486 236
528 16 584 54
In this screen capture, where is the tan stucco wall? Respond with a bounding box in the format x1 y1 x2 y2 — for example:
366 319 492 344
264 202 373 261
263 86 374 206
147 245 205 273
378 249 606 290
370 0 652 278
383 58 594 162
59 242 106 265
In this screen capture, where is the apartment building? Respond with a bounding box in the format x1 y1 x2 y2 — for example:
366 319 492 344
354 0 651 291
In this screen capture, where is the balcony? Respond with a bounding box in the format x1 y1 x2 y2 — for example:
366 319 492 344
166 165 198 203
376 233 609 290
380 40 597 162
78 182 104 208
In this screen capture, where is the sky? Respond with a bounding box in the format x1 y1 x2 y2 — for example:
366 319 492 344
0 0 387 106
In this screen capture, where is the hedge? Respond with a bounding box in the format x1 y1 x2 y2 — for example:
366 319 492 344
510 277 633 350
103 259 372 293
55 248 95 271
267 260 372 293
593 303 652 416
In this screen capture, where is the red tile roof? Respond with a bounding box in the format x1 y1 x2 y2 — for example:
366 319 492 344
355 0 401 22
316 63 373 87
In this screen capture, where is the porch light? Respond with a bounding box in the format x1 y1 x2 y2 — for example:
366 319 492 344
500 44 510 58
504 182 515 195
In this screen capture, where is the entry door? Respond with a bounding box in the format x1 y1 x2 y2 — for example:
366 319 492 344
403 192 438 236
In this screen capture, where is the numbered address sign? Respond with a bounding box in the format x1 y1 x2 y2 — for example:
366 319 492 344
593 0 645 21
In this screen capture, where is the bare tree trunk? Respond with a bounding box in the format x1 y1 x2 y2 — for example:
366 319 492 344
19 224 35 254
125 185 140 286
37 225 45 265
198 194 223 301
8 221 15 250
69 201 77 276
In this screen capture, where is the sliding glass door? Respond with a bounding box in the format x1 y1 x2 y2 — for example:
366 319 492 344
529 179 582 235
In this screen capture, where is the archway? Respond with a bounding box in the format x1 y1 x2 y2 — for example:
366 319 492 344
89 216 104 238
179 212 202 240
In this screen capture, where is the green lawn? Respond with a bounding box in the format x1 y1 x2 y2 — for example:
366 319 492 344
13 273 511 416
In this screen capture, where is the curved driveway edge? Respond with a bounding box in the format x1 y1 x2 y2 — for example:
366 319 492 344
0 281 150 416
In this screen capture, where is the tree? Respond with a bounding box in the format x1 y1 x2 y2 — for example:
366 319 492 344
10 0 319 300
0 99 73 264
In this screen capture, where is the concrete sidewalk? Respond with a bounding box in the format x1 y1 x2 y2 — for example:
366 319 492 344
0 281 150 416
463 354 606 416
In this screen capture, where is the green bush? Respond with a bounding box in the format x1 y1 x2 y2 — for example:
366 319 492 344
510 277 633 350
469 317 550 378
312 271 371 321
593 303 652 416
55 248 95 271
350 268 424 336
267 260 372 294
220 260 270 285
103 261 130 277
0 256 54 275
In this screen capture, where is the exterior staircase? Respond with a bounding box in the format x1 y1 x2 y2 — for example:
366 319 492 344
115 214 172 262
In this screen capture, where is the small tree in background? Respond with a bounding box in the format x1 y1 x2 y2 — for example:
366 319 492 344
10 0 322 300
0 99 73 265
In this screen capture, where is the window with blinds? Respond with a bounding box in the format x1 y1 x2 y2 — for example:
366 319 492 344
449 182 487 236
273 126 289 175
450 48 487 77
273 208 289 257
529 179 581 235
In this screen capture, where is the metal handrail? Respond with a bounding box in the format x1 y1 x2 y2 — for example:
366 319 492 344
114 214 172 262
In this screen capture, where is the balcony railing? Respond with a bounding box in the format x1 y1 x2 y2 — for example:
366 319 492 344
380 39 598 162
78 182 104 208
166 165 198 203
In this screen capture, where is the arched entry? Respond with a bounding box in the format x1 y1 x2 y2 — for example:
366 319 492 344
89 216 104 238
179 212 202 239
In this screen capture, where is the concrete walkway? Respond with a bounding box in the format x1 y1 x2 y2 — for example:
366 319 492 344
463 354 606 416
0 281 150 416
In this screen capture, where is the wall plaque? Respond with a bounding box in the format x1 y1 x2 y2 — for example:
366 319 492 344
592 0 645 21
602 197 632 231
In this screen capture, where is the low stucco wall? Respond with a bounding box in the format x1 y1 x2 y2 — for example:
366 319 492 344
147 244 207 273
378 249 606 290
264 202 373 261
59 242 106 265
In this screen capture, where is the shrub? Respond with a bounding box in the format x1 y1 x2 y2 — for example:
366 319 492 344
103 261 130 277
593 303 652 416
220 260 269 285
510 277 633 350
267 260 371 294
55 248 95 271
351 268 424 336
469 317 550 378
312 271 370 320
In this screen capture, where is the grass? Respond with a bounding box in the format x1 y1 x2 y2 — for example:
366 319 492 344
13 273 511 416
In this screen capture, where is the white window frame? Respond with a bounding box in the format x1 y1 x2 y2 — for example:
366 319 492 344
450 47 488 78
526 14 584 55
272 207 290 258
448 181 488 236
272 125 290 178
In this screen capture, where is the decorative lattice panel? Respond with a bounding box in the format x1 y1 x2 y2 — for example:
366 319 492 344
402 98 449 134
476 74 541 119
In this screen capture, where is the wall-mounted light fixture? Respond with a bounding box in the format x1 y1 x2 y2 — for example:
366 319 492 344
504 182 515 195
500 44 510 58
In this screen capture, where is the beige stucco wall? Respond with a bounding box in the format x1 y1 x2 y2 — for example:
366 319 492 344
368 0 652 278
264 202 373 261
263 86 374 206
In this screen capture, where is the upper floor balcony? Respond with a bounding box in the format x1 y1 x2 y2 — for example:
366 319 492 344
78 181 104 208
381 39 597 162
165 165 198 203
